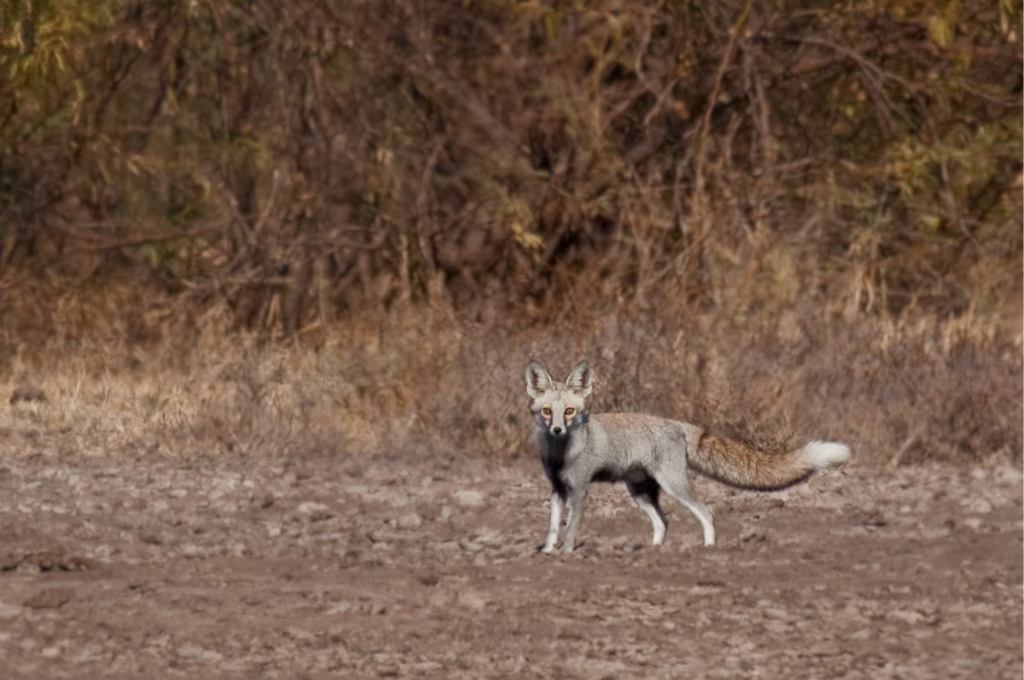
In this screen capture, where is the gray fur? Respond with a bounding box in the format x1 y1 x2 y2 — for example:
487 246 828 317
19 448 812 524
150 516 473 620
526 359 710 553
526 359 849 553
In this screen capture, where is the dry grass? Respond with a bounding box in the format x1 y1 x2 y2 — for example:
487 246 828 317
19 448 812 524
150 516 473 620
2 299 1019 467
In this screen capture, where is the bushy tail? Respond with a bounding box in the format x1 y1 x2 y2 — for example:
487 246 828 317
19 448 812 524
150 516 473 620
688 436 851 490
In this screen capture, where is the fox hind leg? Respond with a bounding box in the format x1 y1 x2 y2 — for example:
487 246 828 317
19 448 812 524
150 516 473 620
652 468 716 546
627 478 667 545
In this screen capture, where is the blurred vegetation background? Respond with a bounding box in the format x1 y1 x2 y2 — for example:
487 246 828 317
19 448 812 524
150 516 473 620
0 1 1020 463
2 0 1020 331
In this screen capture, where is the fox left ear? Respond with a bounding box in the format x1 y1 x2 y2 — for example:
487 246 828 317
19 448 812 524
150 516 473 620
565 359 593 397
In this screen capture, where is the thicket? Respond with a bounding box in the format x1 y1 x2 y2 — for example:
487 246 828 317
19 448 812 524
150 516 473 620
1 0 1020 336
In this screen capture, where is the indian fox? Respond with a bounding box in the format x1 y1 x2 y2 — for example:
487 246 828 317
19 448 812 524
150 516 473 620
526 359 850 553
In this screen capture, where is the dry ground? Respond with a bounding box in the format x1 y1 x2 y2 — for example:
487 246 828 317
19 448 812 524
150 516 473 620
0 447 1020 679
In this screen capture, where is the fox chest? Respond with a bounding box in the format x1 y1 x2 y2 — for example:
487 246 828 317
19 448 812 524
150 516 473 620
540 443 570 499
540 435 647 496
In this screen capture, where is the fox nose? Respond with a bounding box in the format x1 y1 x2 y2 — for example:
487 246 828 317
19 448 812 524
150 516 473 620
552 426 563 435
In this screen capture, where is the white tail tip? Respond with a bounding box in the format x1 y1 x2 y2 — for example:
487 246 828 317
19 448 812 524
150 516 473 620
801 441 851 469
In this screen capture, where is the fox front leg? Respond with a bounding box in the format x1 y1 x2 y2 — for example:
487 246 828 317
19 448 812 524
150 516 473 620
561 489 587 553
541 492 563 553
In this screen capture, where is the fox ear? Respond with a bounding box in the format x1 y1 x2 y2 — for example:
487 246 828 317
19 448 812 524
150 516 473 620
565 359 593 397
525 361 553 398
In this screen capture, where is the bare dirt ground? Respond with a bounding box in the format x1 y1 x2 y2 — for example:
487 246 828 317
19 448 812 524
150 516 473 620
0 450 1020 679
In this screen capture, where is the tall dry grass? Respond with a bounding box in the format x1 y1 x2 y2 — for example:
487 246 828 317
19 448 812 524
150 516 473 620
2 291 1019 467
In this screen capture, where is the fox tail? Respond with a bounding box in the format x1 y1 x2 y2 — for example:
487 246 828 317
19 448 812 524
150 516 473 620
688 436 850 490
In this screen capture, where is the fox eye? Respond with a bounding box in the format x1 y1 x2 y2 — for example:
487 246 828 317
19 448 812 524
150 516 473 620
564 408 576 417
541 407 552 417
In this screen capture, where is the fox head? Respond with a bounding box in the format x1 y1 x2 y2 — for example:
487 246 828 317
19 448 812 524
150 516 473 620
525 359 593 438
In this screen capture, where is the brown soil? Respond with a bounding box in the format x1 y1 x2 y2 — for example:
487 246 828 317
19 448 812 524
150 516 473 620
0 453 1020 679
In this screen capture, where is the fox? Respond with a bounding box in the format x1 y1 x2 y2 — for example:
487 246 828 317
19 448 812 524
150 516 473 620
526 359 850 553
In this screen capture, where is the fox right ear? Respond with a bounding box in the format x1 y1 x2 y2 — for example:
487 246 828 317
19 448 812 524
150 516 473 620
525 361 553 399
